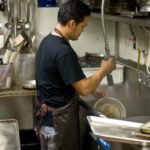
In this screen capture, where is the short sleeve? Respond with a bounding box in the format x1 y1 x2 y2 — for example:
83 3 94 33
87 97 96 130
57 51 86 85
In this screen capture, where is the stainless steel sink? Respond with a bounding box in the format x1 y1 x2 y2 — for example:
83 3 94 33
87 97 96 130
125 116 150 123
80 82 150 150
111 116 150 150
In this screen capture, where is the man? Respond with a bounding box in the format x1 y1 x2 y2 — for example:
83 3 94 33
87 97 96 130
35 1 116 150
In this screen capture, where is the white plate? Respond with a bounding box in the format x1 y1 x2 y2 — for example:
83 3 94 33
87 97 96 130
21 80 36 89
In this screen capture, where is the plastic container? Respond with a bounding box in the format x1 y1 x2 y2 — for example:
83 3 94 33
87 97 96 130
13 53 36 85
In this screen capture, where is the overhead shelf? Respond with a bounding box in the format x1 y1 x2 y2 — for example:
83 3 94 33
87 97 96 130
92 13 150 27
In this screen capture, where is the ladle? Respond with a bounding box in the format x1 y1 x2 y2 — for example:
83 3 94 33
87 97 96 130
24 0 31 31
5 0 12 30
16 0 24 30
4 0 13 47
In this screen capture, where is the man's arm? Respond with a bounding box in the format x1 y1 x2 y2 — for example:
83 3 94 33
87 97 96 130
72 57 116 96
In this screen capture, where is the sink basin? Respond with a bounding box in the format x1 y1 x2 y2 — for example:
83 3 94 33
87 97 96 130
125 116 150 123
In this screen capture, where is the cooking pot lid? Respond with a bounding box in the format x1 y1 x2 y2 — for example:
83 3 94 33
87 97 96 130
93 97 126 119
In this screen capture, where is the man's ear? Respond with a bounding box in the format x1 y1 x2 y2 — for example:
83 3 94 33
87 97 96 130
68 19 76 29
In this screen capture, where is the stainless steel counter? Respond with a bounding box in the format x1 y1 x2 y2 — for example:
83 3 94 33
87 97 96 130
87 116 150 146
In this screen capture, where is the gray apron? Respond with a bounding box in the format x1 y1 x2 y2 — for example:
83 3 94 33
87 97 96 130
39 96 80 150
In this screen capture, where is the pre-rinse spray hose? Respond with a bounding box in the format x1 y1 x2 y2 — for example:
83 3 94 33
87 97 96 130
101 0 114 86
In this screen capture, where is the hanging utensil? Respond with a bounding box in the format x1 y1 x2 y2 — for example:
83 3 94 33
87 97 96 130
16 0 24 30
101 0 114 86
3 0 14 63
24 0 31 35
5 0 13 30
11 0 18 39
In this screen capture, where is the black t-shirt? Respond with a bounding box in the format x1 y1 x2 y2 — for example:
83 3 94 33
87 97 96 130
36 34 86 107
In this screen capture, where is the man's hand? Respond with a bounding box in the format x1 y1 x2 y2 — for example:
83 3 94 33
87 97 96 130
100 57 116 75
92 88 106 100
40 103 48 116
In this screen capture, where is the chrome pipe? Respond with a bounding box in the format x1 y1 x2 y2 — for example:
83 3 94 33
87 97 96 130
101 0 114 86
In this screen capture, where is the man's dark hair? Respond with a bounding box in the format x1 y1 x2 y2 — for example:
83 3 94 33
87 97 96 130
58 0 91 25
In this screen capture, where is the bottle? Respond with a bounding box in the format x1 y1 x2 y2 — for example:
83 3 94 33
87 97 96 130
0 23 4 49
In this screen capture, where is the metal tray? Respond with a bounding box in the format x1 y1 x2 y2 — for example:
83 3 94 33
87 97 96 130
0 119 20 150
87 116 150 146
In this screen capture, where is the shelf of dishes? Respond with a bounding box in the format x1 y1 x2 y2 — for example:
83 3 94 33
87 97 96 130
91 13 150 27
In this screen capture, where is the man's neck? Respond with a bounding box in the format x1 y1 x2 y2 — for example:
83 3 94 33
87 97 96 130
54 24 69 41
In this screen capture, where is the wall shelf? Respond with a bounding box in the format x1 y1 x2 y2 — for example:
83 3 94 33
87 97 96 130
92 13 150 27
0 86 36 97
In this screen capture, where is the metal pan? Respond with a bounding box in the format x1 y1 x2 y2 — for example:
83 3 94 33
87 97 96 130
0 119 20 150
93 97 127 119
87 116 150 146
